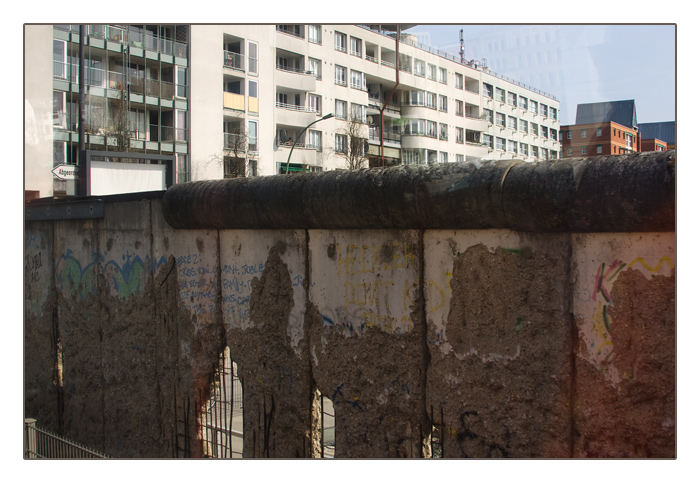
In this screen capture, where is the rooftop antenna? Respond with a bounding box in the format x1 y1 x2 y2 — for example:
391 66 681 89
459 28 465 63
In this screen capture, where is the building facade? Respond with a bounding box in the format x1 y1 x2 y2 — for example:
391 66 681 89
25 24 561 198
560 121 642 158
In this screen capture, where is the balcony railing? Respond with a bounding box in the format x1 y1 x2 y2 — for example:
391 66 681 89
368 127 401 143
224 51 245 71
277 139 320 150
276 63 315 76
276 25 305 39
224 133 247 151
275 101 317 113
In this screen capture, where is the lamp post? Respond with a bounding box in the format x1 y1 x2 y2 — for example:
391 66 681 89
285 112 334 174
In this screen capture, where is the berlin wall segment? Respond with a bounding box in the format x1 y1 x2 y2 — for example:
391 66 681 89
25 151 676 458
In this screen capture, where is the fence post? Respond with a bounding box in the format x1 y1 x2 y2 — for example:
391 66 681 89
24 418 37 459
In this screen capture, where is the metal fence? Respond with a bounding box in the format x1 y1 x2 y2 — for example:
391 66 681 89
24 419 109 459
199 347 244 458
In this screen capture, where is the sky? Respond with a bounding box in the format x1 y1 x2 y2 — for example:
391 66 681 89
403 24 676 126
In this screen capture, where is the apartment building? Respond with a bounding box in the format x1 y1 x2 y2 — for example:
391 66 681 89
25 24 561 198
25 24 191 199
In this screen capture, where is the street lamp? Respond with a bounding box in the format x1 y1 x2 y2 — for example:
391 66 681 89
285 112 334 174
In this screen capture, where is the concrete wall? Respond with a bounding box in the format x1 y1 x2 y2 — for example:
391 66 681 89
24 152 676 458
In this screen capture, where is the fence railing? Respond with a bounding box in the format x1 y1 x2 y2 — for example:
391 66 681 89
24 419 109 459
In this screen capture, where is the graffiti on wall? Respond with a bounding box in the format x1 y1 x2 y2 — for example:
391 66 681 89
55 249 168 300
174 252 218 316
320 241 421 336
581 255 674 376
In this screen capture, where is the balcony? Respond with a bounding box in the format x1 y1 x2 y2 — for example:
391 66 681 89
275 101 317 126
275 63 317 91
224 51 245 72
224 92 245 111
368 127 401 145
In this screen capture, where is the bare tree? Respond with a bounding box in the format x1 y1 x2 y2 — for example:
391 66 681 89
335 111 369 170
108 83 132 155
222 117 257 178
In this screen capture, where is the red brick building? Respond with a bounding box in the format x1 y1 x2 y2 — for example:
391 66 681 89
560 100 642 158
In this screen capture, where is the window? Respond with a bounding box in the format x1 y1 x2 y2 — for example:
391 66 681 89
414 59 425 77
335 133 347 153
426 121 437 138
596 145 603 154
519 119 528 133
335 32 347 52
399 54 412 72
308 25 322 44
508 140 517 153
426 92 437 109
454 127 464 143
176 66 187 97
581 129 587 138
520 143 528 156
350 36 362 57
456 154 464 163
335 100 347 119
350 70 365 90
53 141 65 167
496 87 506 103
403 148 424 165
550 128 557 140
530 123 538 136
438 95 448 112
248 120 258 152
540 104 548 117
455 73 463 89
248 80 258 113
439 123 448 141
508 116 517 130
566 130 572 139
483 109 493 124
455 100 464 116
519 96 528 110
483 83 493 98
350 103 366 122
53 91 65 127
529 100 538 113
507 92 517 106
308 129 322 150
541 126 548 139
335 65 347 86
439 151 448 164
409 90 425 106
248 41 258 75
308 58 321 79
550 108 557 120
550 150 558 160
495 112 505 127
581 146 588 155
438 67 447 84
483 134 494 149
496 137 506 151
532 146 539 158
596 127 603 136
428 64 437 81
175 110 187 141
309 94 321 114
567 147 573 156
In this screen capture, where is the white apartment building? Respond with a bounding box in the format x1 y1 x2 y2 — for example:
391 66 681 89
24 24 560 198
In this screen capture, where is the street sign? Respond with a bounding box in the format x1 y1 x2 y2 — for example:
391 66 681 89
52 164 78 180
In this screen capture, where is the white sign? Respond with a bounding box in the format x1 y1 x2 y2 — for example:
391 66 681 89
52 164 79 180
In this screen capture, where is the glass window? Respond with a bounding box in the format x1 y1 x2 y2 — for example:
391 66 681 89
483 109 493 123
308 58 321 79
335 99 347 119
335 133 347 152
438 67 447 84
350 103 365 122
439 95 448 112
308 25 322 44
530 123 538 136
519 96 528 110
495 112 505 127
309 94 321 114
540 103 548 117
455 127 464 143
519 119 528 133
581 129 587 138
414 59 425 77
496 137 506 151
428 64 437 81
335 32 347 52
483 134 493 148
308 129 322 150
483 83 493 98
495 87 505 102
455 73 463 89
508 140 517 153
440 151 448 163
248 41 258 75
350 70 365 90
248 120 258 152
350 36 362 57
529 99 538 113
508 116 517 129
507 92 517 106
455 100 464 116
541 126 548 139
335 65 347 86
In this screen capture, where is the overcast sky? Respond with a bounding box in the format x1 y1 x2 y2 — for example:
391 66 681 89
404 24 676 126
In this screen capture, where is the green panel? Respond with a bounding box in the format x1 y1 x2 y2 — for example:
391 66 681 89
175 143 188 154
53 29 70 41
175 57 188 67
107 41 122 52
53 79 70 92
174 99 188 110
161 99 174 109
160 54 174 64
145 96 159 106
53 130 70 142
160 143 174 152
145 50 159 61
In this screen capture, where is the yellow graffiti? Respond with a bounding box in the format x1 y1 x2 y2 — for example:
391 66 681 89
337 242 417 278
344 280 394 308
628 256 674 272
